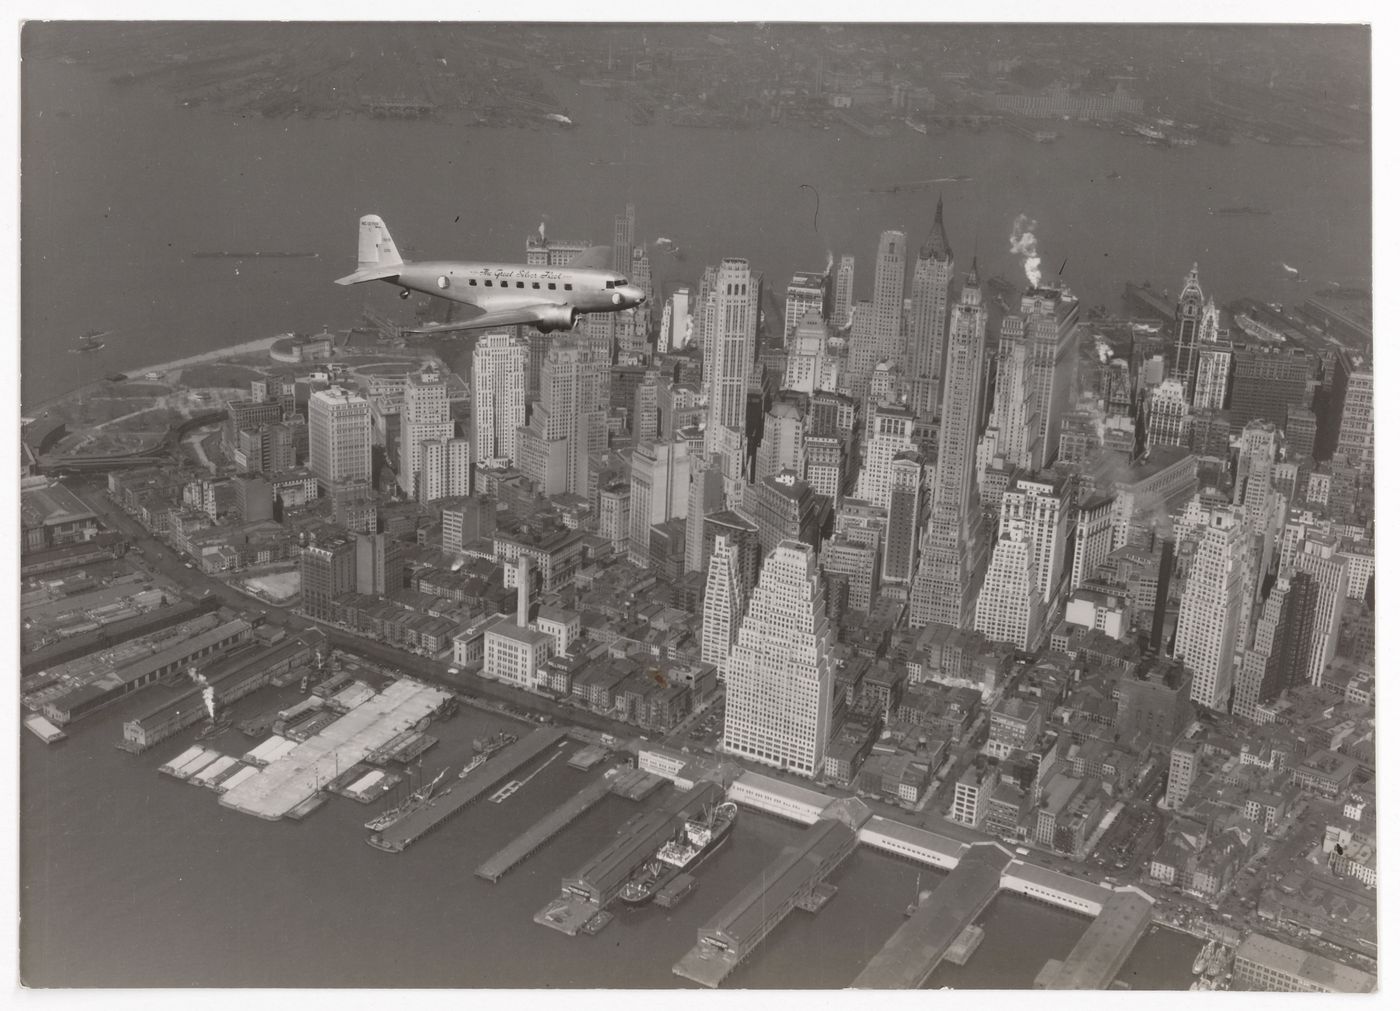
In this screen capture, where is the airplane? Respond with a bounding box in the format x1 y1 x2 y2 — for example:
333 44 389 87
334 214 646 335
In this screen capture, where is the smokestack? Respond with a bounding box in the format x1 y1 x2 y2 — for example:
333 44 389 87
516 556 530 627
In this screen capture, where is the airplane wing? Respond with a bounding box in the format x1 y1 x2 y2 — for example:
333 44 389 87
567 245 613 270
405 304 565 335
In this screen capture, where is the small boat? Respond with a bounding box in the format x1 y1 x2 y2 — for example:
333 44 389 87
619 801 737 905
458 753 488 779
363 767 446 830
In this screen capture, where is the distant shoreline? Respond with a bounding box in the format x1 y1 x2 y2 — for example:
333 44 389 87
24 335 284 421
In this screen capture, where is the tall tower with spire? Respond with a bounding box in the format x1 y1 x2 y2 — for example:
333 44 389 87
910 259 989 628
1172 263 1205 400
907 196 955 417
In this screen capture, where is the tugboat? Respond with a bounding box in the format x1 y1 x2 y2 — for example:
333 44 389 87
472 731 517 757
619 801 737 905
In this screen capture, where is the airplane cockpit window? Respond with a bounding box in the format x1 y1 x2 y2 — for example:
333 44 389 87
618 277 629 286
603 281 614 289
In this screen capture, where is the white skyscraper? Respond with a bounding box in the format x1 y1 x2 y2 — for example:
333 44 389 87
701 534 745 681
308 386 372 489
472 331 527 467
1175 506 1250 710
974 474 1067 649
398 368 456 499
1147 378 1191 450
722 541 834 778
855 403 916 510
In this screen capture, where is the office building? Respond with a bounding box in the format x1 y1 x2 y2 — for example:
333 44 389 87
1229 345 1312 433
750 470 825 559
880 452 923 590
1147 378 1190 449
785 270 827 339
300 531 356 622
701 534 745 681
473 332 527 467
308 386 372 490
1293 538 1350 687
705 258 759 461
398 368 457 500
722 541 835 778
834 254 855 327
1164 738 1198 810
1170 264 1205 399
628 440 690 567
910 260 988 628
907 196 955 416
1334 364 1372 475
855 403 917 510
1234 568 1318 721
1175 507 1250 710
1071 493 1115 591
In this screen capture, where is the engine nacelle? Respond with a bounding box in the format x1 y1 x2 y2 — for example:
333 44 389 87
534 305 578 333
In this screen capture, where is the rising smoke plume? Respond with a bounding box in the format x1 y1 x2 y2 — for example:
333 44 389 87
1009 214 1042 289
187 666 216 720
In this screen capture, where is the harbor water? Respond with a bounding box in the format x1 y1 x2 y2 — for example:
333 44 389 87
21 684 1198 988
22 49 1369 410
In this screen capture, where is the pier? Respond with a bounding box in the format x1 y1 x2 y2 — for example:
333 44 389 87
535 780 724 936
475 770 618 882
852 843 1012 988
1033 891 1155 989
366 727 565 852
672 818 859 988
1123 281 1175 322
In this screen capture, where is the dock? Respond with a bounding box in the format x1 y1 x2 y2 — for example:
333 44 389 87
1034 891 1155 989
366 727 566 853
568 745 608 770
220 679 451 821
23 715 67 743
851 843 1012 989
609 768 667 801
672 818 859 988
536 780 725 936
475 769 618 882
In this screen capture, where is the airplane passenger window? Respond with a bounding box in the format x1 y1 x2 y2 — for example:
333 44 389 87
548 283 556 290
516 281 524 288
564 284 572 291
532 282 540 289
469 279 478 286
484 280 492 287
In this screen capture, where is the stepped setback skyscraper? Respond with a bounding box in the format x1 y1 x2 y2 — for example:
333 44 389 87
722 540 834 777
907 197 955 416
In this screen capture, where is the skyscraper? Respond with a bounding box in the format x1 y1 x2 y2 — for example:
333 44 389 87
1171 263 1205 399
722 541 835 778
907 197 955 416
1147 378 1190 450
517 336 606 497
785 271 827 340
308 386 372 490
1021 286 1080 469
705 258 759 464
1335 364 1373 476
910 260 988 628
834 254 855 327
1071 493 1115 591
472 332 527 468
1175 506 1250 710
855 403 916 510
848 231 906 402
973 474 1067 649
1234 568 1318 721
1293 537 1350 687
701 534 745 681
880 452 923 591
398 368 456 500
628 439 690 567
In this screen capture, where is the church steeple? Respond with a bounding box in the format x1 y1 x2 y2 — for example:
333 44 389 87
919 194 952 261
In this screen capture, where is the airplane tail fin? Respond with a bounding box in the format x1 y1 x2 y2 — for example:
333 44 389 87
335 214 406 285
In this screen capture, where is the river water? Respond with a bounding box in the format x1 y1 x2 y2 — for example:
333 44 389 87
20 688 1199 989
21 54 1369 410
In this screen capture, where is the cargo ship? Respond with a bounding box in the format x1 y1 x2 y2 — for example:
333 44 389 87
363 767 446 831
618 800 737 905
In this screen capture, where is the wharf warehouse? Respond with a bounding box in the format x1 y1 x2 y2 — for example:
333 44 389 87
120 630 324 752
41 617 254 726
561 781 724 907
